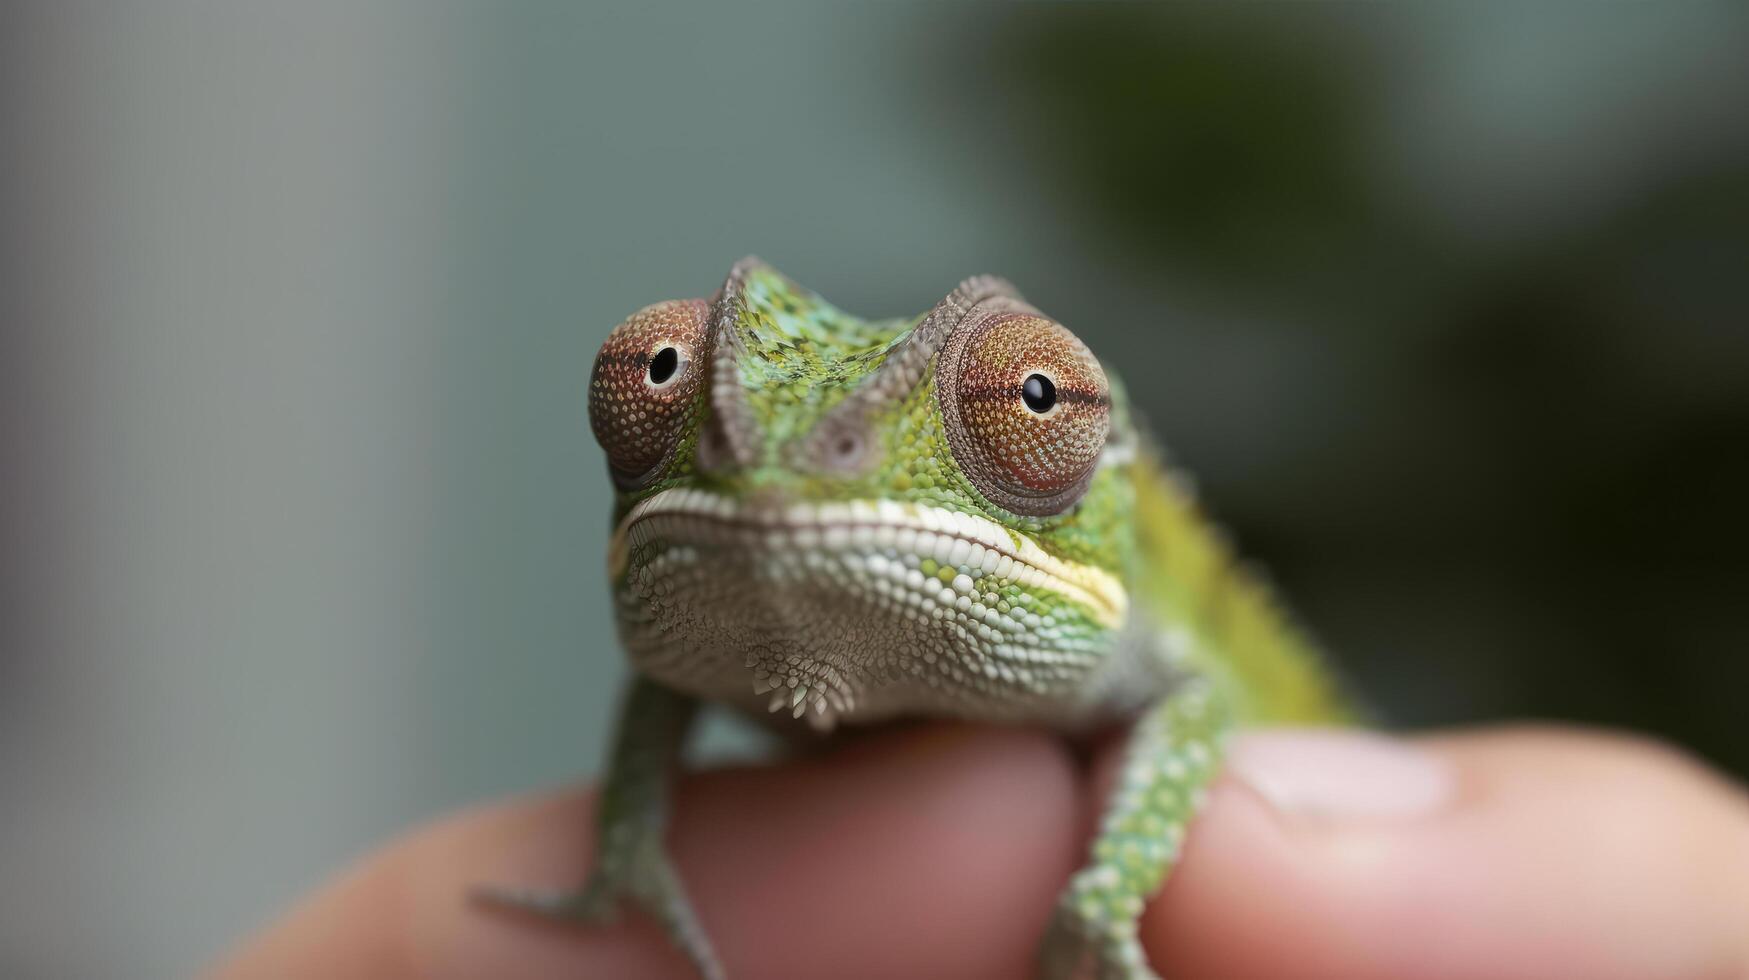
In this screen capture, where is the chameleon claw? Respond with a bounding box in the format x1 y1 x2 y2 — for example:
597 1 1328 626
469 881 619 924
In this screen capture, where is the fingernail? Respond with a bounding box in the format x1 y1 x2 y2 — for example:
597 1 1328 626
1228 730 1455 821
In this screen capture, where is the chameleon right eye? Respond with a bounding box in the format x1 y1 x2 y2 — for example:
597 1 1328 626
587 299 711 486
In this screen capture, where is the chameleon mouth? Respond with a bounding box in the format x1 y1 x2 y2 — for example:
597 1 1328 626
608 487 1127 629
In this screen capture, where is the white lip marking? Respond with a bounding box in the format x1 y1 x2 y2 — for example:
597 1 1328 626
610 488 1127 628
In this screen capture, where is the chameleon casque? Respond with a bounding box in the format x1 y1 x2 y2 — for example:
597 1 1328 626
482 258 1357 979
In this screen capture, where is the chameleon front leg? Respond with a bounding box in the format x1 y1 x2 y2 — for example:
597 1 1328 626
475 675 723 980
1039 676 1233 980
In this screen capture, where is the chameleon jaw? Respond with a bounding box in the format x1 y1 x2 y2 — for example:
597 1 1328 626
608 487 1128 631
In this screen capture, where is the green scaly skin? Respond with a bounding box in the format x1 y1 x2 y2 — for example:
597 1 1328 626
479 258 1358 979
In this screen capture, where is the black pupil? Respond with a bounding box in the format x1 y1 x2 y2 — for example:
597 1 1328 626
1021 373 1056 413
648 346 679 384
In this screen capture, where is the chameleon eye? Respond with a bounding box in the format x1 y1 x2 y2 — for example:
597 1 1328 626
647 345 684 387
588 299 710 487
1021 373 1057 415
939 312 1110 516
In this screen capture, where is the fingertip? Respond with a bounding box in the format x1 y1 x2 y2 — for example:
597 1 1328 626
1138 728 1749 980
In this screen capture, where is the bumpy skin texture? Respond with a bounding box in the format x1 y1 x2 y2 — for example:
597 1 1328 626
481 258 1356 979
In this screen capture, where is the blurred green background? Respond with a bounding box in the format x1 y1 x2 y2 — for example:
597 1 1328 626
5 4 1746 977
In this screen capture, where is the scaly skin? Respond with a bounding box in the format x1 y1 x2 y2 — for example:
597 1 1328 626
479 258 1357 979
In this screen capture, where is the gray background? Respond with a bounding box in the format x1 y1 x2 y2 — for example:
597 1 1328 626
5 5 1746 977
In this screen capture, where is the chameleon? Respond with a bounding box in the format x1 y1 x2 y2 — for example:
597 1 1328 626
479 257 1357 978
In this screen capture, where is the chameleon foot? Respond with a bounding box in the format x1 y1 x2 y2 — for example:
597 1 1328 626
473 838 724 980
477 678 721 976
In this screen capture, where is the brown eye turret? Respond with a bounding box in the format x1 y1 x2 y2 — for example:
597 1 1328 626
939 312 1110 516
587 299 711 487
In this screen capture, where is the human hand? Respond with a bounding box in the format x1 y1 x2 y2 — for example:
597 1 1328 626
209 723 1749 979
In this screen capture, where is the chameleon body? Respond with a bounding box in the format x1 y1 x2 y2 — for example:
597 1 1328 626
482 258 1356 978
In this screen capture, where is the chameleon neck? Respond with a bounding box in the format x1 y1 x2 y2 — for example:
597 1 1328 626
1131 450 1358 726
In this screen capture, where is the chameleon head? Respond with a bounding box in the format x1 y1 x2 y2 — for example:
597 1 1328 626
585 258 1138 730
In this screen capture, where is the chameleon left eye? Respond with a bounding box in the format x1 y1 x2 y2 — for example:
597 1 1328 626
588 298 711 487
939 312 1111 516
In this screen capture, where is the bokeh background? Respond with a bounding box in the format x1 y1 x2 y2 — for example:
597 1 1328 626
5 4 1746 976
